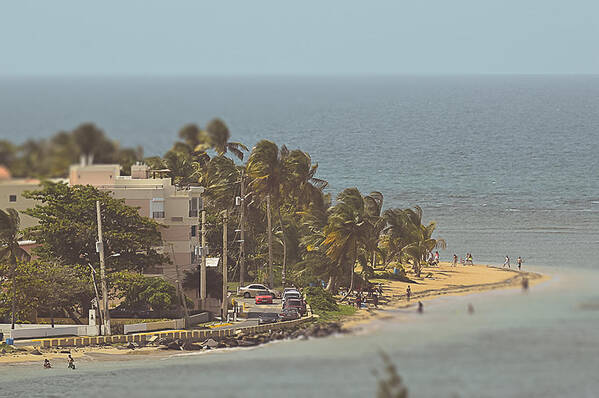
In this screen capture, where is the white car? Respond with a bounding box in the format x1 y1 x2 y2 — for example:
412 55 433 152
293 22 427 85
237 283 278 298
282 289 302 304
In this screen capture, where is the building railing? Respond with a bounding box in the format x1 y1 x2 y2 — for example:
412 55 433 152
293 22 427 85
152 211 165 219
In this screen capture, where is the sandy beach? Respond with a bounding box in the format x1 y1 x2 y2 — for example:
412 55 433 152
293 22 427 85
341 262 548 329
0 263 547 366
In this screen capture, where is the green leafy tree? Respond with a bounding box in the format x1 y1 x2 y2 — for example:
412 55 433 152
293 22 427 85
0 260 91 325
111 271 179 316
0 209 31 327
22 182 168 271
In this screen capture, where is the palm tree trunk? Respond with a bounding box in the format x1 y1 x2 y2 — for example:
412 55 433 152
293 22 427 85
10 253 16 329
266 194 273 287
341 249 356 302
325 275 337 292
277 208 287 288
413 259 421 278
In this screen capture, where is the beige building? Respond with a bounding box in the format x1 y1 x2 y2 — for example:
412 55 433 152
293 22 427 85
1 163 204 297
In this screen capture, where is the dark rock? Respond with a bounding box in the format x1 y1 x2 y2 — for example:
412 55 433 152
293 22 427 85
201 338 219 348
60 350 71 354
167 341 182 350
182 341 201 351
126 342 137 349
30 349 43 355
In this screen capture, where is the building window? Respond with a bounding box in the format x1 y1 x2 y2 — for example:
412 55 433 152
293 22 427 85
189 197 199 217
151 198 165 219
191 225 197 237
9 194 17 202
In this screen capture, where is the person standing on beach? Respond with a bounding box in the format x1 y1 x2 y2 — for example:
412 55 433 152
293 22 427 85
434 251 440 265
517 256 523 270
406 285 411 301
453 254 458 267
504 256 510 268
373 293 379 308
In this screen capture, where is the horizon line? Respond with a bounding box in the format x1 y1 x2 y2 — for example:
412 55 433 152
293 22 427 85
1 72 599 79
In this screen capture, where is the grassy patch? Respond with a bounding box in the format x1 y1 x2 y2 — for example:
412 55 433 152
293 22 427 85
0 343 17 353
314 304 357 323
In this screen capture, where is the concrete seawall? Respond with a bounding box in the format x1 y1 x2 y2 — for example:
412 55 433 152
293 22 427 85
20 316 313 348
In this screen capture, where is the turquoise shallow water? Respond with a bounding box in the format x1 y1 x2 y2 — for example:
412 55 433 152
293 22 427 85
2 266 598 398
0 76 598 396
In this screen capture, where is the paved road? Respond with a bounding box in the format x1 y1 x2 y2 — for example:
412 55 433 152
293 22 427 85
236 296 282 314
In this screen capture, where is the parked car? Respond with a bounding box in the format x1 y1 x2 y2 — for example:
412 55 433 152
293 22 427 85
238 283 278 298
279 308 300 321
282 290 302 304
109 304 152 319
282 298 307 316
255 290 274 304
257 312 279 324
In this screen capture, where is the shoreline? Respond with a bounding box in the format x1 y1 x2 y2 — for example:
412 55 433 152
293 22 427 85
340 263 548 329
0 263 547 367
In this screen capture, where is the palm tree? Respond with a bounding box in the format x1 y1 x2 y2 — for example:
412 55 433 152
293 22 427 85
199 156 241 210
363 192 385 273
172 124 211 167
246 140 286 287
322 188 369 297
402 211 446 277
381 208 414 267
0 208 31 328
282 149 328 209
72 123 109 165
205 118 248 161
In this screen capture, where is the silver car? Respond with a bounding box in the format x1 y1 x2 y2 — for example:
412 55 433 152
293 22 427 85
237 283 277 298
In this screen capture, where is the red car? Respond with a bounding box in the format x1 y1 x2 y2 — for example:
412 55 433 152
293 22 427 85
255 290 274 304
282 298 306 315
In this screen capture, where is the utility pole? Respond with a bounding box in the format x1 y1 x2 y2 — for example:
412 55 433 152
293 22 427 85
267 194 273 288
96 200 111 335
88 264 103 335
172 244 190 328
200 201 207 306
222 210 228 321
239 173 246 286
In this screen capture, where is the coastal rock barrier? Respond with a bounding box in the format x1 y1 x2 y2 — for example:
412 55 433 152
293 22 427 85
156 321 347 351
33 315 339 349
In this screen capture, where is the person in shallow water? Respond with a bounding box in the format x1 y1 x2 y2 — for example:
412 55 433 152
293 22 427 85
417 301 423 313
67 355 75 369
43 359 52 369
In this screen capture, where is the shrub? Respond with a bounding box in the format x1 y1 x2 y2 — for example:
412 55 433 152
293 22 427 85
304 286 338 312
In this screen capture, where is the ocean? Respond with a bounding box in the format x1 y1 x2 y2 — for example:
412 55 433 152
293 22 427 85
0 76 598 397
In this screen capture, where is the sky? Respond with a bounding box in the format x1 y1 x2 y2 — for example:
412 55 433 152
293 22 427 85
0 0 598 76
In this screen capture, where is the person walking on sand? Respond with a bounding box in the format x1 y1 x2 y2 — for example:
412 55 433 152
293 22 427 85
406 285 411 301
517 256 523 270
453 254 458 267
373 293 379 308
503 256 510 268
